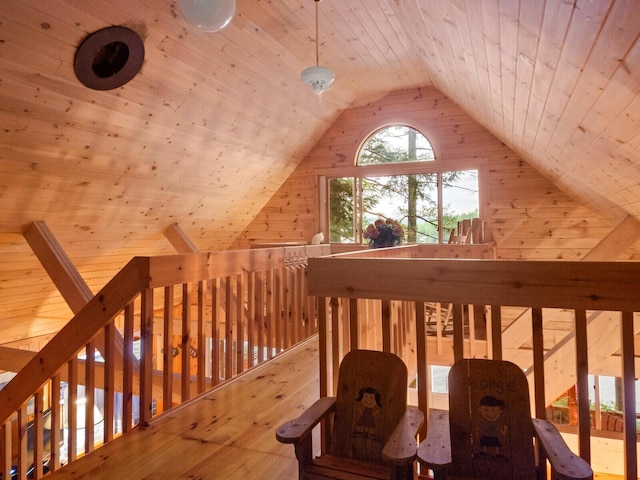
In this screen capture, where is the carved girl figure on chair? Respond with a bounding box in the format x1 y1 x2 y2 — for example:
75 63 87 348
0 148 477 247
351 386 385 462
475 395 508 459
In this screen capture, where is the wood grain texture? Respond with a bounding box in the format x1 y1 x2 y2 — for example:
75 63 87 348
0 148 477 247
44 339 320 480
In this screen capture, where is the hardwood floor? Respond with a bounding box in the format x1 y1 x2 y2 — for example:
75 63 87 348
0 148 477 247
47 338 320 479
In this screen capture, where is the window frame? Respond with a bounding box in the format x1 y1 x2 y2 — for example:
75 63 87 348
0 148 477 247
320 125 484 246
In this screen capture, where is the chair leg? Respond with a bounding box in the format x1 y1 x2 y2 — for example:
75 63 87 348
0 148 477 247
294 436 313 480
391 463 415 480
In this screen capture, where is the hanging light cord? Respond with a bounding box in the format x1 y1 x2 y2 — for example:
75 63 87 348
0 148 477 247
314 0 320 65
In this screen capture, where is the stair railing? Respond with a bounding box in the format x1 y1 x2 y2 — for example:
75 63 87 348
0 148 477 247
0 244 329 480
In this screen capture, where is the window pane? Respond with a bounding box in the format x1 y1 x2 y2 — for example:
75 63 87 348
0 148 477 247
362 174 439 244
358 126 435 166
431 365 450 394
328 177 355 242
441 170 479 236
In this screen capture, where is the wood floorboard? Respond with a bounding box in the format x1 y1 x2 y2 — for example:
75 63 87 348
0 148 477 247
46 337 320 480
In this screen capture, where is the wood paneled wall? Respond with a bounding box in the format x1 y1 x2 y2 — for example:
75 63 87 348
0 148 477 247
235 86 637 260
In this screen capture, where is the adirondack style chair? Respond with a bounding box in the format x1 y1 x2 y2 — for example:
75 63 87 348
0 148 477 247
276 349 424 480
418 359 592 480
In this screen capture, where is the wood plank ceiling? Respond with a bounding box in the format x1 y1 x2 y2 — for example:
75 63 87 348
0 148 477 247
1 0 640 345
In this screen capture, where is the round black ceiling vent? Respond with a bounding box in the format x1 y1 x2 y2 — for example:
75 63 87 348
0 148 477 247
74 26 144 90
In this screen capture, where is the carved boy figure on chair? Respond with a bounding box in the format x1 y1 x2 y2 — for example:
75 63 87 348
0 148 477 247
475 395 508 459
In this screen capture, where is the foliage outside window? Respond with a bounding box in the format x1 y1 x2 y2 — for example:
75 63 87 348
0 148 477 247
328 125 479 244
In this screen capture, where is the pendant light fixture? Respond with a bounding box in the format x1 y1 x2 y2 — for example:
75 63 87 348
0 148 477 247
301 0 335 94
178 0 236 33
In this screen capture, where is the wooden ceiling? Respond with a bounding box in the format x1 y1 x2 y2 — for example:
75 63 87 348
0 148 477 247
1 0 640 345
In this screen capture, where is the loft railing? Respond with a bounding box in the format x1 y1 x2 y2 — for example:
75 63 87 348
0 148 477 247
308 248 639 479
0 244 329 480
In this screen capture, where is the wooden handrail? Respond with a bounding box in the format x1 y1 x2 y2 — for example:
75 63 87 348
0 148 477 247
308 257 640 311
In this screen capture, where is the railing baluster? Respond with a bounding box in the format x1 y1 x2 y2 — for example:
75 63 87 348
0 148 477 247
1 420 10 480
103 322 115 443
197 280 206 393
452 303 464 361
180 283 191 402
122 302 134 433
265 270 275 359
415 301 428 439
283 268 291 349
236 274 245 374
50 373 62 471
163 286 174 412
256 271 265 363
621 310 637 480
17 404 27 480
531 307 546 420
247 272 256 369
381 300 391 353
574 309 590 463
33 388 44 479
318 297 329 398
211 278 220 386
67 359 78 462
224 276 233 380
349 298 359 350
140 288 154 426
275 268 283 353
330 297 340 393
490 305 502 360
85 341 95 453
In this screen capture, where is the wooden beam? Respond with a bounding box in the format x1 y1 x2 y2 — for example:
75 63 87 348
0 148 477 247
23 221 93 314
583 215 640 261
165 223 200 254
0 347 38 373
23 221 127 370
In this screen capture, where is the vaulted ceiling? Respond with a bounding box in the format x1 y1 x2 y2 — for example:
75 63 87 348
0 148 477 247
1 0 640 343
3 0 639 245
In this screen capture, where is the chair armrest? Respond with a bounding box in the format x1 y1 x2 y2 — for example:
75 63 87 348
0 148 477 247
417 410 451 469
382 406 424 465
275 396 336 444
532 418 593 480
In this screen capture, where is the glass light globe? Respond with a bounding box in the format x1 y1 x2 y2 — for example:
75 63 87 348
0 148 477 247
178 0 236 33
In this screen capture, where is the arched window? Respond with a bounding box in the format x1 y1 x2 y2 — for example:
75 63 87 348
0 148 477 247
357 125 435 165
327 125 479 245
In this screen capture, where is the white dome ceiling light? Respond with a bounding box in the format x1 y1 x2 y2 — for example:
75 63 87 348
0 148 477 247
178 0 236 33
301 0 334 94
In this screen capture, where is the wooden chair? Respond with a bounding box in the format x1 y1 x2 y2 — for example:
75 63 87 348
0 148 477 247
276 349 424 480
447 231 468 245
418 359 592 480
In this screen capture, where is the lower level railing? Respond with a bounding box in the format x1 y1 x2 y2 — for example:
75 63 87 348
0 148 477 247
308 247 639 479
0 244 329 480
